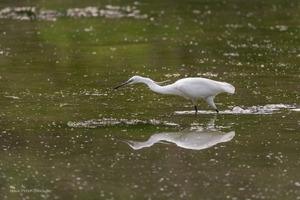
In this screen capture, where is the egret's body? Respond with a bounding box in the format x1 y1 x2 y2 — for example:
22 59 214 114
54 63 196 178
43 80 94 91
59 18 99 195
114 76 235 113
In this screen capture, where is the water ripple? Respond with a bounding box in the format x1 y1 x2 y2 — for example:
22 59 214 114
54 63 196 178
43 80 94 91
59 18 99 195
175 104 298 115
68 118 179 128
0 5 148 21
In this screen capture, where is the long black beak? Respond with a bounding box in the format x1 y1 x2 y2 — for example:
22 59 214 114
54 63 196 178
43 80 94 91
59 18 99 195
113 80 131 90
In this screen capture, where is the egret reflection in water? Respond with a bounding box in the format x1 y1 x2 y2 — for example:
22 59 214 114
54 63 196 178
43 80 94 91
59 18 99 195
119 117 235 150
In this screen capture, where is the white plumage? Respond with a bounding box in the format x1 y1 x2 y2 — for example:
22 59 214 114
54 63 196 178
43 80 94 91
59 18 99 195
114 75 235 114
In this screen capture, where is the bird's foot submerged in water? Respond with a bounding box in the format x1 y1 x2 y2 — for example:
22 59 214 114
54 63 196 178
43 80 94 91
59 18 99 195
194 105 218 115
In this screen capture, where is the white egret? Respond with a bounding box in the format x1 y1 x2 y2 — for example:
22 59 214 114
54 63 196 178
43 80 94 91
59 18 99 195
113 75 235 114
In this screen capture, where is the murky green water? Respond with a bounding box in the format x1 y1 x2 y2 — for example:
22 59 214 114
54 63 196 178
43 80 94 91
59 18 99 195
0 0 299 199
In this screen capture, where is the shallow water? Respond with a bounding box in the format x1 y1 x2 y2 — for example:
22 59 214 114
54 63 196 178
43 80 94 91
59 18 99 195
0 0 300 199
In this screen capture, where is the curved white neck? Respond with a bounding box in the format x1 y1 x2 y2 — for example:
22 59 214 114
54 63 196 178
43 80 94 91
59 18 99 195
140 77 175 95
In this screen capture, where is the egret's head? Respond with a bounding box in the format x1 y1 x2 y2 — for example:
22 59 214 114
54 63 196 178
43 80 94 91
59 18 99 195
113 76 144 89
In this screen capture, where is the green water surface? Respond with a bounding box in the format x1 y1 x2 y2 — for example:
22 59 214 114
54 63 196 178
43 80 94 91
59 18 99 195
0 0 299 199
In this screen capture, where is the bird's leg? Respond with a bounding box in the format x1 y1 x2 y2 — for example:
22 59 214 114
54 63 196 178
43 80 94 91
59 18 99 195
192 100 198 114
206 96 219 113
194 105 198 114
